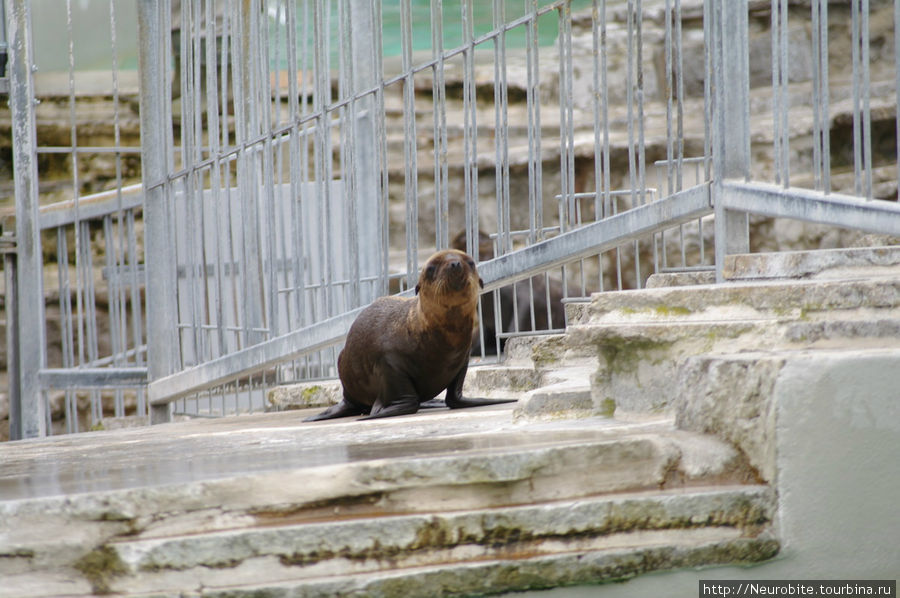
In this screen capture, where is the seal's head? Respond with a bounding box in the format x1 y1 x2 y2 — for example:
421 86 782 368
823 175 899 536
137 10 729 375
415 249 483 308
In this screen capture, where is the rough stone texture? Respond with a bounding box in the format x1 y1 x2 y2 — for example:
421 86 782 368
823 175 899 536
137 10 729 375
568 347 900 596
724 246 900 281
674 353 785 483
512 367 596 421
646 270 717 289
463 365 546 400
109 487 772 581
491 250 900 423
266 380 342 411
580 278 900 323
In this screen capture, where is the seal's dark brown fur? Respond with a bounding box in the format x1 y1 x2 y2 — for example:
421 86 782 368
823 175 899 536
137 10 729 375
305 250 514 421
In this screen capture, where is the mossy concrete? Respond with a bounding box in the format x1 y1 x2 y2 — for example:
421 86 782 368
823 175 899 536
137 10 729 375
266 381 342 411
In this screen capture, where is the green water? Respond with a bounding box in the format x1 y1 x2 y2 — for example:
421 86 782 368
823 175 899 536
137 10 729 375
29 0 592 74
377 0 593 57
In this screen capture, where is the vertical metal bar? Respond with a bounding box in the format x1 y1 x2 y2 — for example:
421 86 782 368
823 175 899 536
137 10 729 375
286 0 306 324
4 245 22 440
108 0 128 375
461 0 478 266
635 0 645 208
431 0 449 250
103 216 124 417
634 0 646 288
206 0 227 358
896 0 900 202
625 0 637 206
674 0 684 192
859 0 872 200
558 2 575 231
493 0 511 255
526 0 542 247
57 229 76 432
771 0 790 187
703 0 712 182
126 209 145 415
599 0 610 291
259 1 281 336
340 0 361 309
64 0 87 391
79 219 101 424
372 0 390 297
7 0 47 437
811 0 822 190
812 0 830 193
591 0 603 221
401 0 418 288
139 0 176 423
350 0 380 303
771 0 781 185
665 0 675 199
712 0 750 283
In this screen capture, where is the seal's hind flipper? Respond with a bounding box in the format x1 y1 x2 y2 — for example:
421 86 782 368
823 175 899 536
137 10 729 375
304 398 369 422
445 395 517 409
357 395 420 420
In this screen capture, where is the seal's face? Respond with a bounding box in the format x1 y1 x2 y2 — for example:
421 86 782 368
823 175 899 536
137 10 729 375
416 249 483 306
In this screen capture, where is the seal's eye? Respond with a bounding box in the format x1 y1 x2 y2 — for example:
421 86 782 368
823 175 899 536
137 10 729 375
466 258 476 268
425 264 437 279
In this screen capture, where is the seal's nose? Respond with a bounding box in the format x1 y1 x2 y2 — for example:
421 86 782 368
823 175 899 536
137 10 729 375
449 259 462 270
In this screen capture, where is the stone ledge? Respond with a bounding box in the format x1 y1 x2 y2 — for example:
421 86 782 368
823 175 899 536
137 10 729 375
109 486 773 583
191 532 779 598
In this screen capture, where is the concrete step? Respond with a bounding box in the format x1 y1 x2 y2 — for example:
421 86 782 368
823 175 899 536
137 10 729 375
1 408 769 597
574 277 900 326
723 246 900 282
647 246 900 288
139 528 776 598
500 310 899 419
495 257 900 420
97 487 775 597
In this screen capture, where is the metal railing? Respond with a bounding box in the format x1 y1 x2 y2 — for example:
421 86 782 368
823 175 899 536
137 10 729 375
4 0 900 438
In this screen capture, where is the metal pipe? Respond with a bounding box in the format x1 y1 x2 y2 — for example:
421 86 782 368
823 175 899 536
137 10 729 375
7 0 47 437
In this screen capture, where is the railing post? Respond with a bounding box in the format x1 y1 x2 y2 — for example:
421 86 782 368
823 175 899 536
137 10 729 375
7 0 47 438
709 0 751 282
350 0 379 305
137 0 176 424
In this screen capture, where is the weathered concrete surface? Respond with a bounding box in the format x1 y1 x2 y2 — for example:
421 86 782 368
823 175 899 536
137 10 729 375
648 245 900 288
267 380 343 411
99 486 772 596
723 246 900 281
513 347 900 596
0 405 772 597
675 353 785 483
505 259 900 419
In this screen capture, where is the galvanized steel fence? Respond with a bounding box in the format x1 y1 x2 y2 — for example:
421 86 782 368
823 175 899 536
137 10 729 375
3 0 900 438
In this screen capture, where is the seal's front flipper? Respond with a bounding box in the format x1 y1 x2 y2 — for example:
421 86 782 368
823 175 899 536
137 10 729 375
443 362 517 410
304 398 369 422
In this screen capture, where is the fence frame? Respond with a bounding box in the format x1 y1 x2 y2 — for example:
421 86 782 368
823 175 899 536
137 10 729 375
5 0 900 438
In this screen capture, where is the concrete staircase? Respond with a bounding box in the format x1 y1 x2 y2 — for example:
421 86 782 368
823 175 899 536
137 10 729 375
0 408 775 597
468 246 900 426
3 246 898 596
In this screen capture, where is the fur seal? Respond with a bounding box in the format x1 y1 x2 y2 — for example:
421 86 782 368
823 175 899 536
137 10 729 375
305 249 515 421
